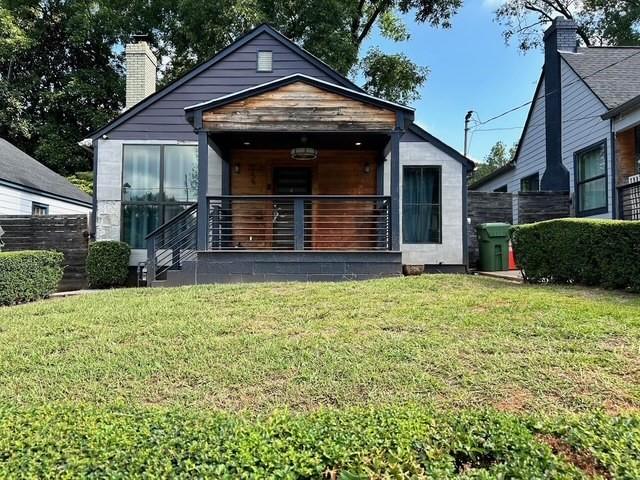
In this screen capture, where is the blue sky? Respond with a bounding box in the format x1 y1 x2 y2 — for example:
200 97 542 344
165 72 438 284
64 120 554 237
363 0 544 162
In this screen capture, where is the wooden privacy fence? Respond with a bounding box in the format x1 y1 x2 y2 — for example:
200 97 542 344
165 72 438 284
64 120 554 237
0 215 89 291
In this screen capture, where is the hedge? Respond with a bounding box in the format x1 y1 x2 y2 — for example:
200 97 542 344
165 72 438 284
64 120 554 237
0 250 63 306
86 241 131 288
510 219 640 292
1 405 638 478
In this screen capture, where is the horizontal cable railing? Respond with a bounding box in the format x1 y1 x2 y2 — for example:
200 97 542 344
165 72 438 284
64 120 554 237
145 203 198 282
618 180 640 221
208 195 391 251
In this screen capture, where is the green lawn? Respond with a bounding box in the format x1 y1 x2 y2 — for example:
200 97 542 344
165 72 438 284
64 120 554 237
1 275 639 414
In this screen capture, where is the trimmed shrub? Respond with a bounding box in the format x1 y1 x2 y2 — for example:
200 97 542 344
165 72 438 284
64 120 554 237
86 241 131 288
4 404 639 478
0 250 64 305
510 219 640 291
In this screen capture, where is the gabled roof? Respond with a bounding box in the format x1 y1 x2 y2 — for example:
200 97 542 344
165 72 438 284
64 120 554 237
0 138 92 206
407 123 474 171
184 73 414 120
468 161 515 190
89 24 363 141
561 47 640 110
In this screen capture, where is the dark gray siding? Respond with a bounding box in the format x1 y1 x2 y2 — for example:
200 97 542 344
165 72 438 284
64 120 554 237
109 33 336 140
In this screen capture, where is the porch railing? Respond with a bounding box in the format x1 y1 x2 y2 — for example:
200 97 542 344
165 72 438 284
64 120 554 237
207 195 392 251
618 180 640 221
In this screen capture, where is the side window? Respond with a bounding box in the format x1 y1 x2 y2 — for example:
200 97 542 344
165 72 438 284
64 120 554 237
257 50 273 72
402 166 441 244
31 202 49 215
520 173 539 192
494 185 508 193
575 141 607 216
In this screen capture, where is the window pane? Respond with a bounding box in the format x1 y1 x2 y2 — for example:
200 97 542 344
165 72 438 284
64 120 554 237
123 145 161 201
578 145 605 181
403 167 441 243
579 177 607 212
520 173 539 192
122 204 160 249
163 145 198 202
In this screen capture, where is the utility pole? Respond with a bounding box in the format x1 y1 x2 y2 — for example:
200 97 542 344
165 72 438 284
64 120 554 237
464 111 474 157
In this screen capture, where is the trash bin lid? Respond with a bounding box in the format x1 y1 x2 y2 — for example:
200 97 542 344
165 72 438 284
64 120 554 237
476 222 511 237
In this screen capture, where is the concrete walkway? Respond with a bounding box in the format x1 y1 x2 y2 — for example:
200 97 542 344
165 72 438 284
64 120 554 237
50 289 109 298
476 270 524 283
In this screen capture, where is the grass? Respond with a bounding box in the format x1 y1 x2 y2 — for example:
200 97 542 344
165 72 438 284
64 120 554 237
1 275 639 414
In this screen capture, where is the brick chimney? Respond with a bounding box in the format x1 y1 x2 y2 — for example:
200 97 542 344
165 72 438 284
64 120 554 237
540 17 577 191
125 35 157 109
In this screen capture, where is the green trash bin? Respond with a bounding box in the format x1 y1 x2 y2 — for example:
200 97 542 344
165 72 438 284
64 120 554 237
476 223 511 272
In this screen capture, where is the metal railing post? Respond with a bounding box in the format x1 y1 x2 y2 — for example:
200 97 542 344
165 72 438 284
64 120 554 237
146 236 156 285
294 197 305 250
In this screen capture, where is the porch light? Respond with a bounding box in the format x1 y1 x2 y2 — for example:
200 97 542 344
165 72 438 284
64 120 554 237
355 142 362 146
243 141 251 146
363 162 371 174
290 147 317 161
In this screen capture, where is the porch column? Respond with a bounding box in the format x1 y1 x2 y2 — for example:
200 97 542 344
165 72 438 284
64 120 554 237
390 130 401 251
195 111 209 251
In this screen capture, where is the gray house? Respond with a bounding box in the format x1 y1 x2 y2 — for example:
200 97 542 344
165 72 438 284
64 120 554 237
471 17 640 223
87 24 473 285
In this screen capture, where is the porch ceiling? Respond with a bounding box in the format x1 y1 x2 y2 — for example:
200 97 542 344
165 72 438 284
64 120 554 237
209 131 390 151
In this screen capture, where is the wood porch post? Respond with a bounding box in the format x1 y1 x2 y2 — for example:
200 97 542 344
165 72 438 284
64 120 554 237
390 129 401 251
195 111 209 251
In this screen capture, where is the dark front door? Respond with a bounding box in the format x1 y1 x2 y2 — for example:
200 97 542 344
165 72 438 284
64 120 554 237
272 168 311 249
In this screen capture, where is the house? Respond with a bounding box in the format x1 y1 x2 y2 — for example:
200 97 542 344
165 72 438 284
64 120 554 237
87 24 473 285
0 138 91 215
470 17 640 223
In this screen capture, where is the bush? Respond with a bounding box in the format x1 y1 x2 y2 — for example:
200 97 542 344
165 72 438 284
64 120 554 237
86 241 130 288
0 250 64 305
510 219 640 291
3 405 639 478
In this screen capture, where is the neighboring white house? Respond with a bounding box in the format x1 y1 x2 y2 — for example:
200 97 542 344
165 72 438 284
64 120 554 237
0 138 91 215
471 17 640 222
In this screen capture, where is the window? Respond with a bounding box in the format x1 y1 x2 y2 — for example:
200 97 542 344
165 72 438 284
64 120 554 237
520 173 539 192
402 166 441 244
574 141 608 216
122 145 198 248
635 126 640 174
494 185 508 193
31 202 49 215
257 50 272 72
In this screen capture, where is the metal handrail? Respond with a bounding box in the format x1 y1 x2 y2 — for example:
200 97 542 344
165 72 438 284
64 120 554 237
145 203 197 240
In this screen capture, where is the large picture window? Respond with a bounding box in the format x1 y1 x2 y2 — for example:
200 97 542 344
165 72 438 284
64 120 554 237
402 166 441 244
575 141 607 216
122 144 198 248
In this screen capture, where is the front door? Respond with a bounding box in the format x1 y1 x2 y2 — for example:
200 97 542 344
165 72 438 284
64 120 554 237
272 168 311 249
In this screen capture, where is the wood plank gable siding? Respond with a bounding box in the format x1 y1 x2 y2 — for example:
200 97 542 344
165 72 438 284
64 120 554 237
202 82 396 132
108 33 338 140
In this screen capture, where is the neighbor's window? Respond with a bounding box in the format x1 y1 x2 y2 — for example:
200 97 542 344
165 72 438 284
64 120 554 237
257 50 273 72
31 202 49 215
494 185 508 193
402 166 441 244
575 141 607 216
520 173 539 192
122 144 198 248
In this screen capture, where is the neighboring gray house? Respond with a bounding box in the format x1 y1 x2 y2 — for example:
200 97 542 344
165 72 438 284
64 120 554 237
86 24 473 285
0 138 91 216
471 17 640 222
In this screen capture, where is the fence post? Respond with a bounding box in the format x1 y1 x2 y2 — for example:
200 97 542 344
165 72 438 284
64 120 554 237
294 198 305 250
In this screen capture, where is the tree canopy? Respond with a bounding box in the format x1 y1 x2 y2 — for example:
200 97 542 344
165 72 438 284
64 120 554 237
470 140 517 185
0 0 461 175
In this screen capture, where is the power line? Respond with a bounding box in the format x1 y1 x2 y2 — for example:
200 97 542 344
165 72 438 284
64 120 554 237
472 113 605 134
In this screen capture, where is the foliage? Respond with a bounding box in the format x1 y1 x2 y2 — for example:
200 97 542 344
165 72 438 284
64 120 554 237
86 241 130 288
0 250 63 305
1 275 639 412
0 404 638 478
470 140 517 185
511 219 640 291
493 0 640 52
66 171 93 195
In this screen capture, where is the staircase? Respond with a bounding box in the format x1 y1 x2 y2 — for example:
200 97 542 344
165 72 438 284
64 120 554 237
145 204 198 287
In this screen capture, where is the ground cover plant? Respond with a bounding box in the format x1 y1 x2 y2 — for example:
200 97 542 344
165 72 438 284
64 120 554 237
0 275 638 478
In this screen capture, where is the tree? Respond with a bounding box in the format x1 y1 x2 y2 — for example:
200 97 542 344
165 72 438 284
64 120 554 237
493 0 640 52
470 141 517 184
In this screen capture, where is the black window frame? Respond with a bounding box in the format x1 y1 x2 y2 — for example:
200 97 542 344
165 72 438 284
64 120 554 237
520 172 540 192
120 144 198 249
493 185 508 193
574 139 608 217
402 165 442 245
31 201 49 215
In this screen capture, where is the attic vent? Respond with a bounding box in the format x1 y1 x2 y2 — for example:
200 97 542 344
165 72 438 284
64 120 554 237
257 51 273 72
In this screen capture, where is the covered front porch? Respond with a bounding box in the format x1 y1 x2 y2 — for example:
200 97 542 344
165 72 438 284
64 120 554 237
614 125 640 220
145 75 413 285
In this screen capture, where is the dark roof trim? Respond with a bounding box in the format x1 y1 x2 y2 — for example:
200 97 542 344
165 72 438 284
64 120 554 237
468 161 515 190
512 71 544 165
407 123 475 170
88 24 362 141
602 92 640 119
0 178 92 208
184 73 414 122
559 55 609 110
